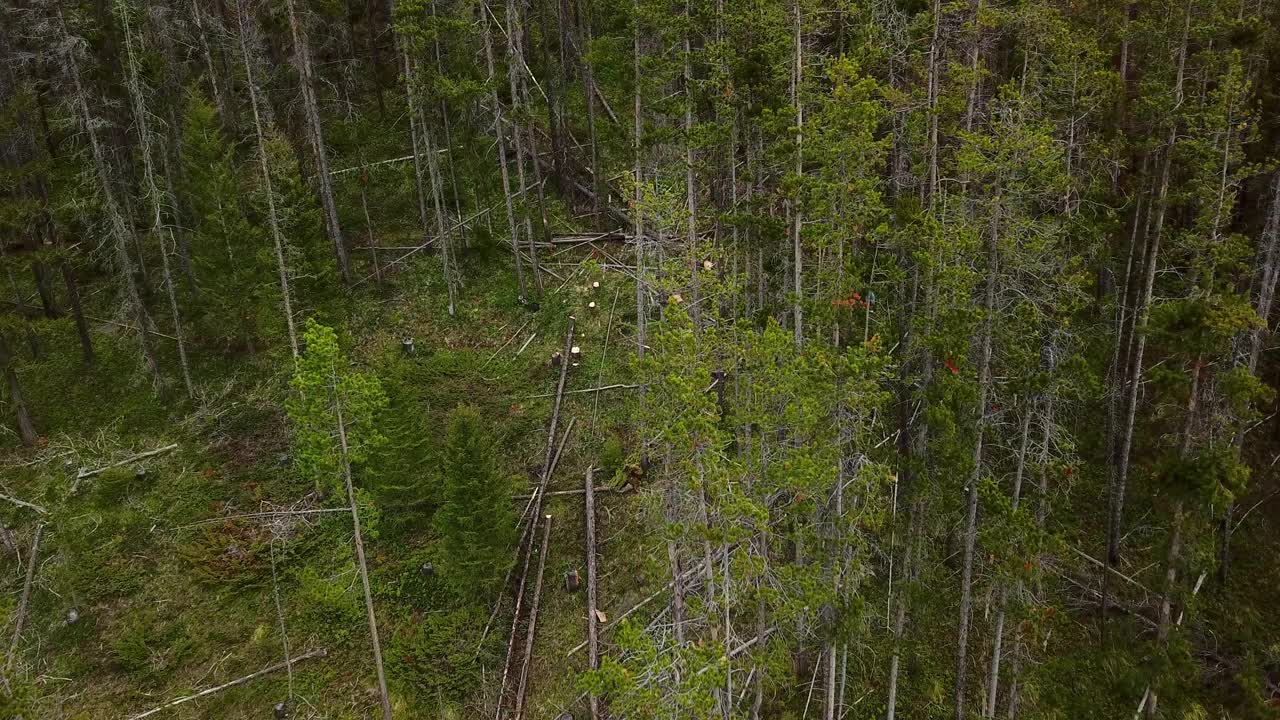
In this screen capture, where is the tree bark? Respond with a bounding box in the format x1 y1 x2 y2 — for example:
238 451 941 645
957 194 999 720
58 7 162 387
482 1 528 300
0 334 37 447
1106 1 1190 614
284 0 351 285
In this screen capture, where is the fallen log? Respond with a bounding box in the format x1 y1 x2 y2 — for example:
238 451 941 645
585 469 601 720
0 493 47 515
125 648 327 719
5 523 44 673
513 514 554 720
73 443 179 490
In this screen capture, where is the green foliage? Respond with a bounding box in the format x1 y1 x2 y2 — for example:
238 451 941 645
433 404 516 601
386 606 487 709
1156 444 1249 505
287 319 388 495
294 564 364 648
180 88 273 353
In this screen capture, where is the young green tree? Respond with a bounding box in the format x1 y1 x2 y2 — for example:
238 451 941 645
286 318 392 719
434 403 517 601
180 89 271 353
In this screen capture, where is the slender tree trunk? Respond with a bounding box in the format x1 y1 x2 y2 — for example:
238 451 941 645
122 9 195 399
62 262 94 363
790 0 803 346
924 0 942 206
30 262 59 319
482 2 528 300
359 155 382 285
335 390 393 720
962 0 985 133
585 468 601 720
958 195 999 720
505 0 539 295
1107 2 1190 611
394 17 434 251
506 0 542 294
284 0 350 284
0 335 36 447
1146 354 1200 720
191 0 235 131
685 0 700 327
58 8 162 387
1221 172 1280 582
429 0 466 231
984 407 1033 717
413 65 458 315
579 0 602 224
5 522 42 670
633 0 645 358
238 4 299 359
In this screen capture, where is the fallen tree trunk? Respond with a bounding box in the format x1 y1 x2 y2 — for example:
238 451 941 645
513 514 554 720
585 469 601 720
125 648 327 719
5 523 44 673
75 443 179 482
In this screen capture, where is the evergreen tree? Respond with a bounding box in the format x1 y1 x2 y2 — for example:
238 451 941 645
434 403 517 601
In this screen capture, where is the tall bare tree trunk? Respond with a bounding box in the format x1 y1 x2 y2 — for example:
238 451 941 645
1222 171 1280 583
633 0 645 358
685 0 700 326
984 407 1033 716
413 64 458 315
582 0 602 225
482 1 528 300
924 0 941 206
190 0 234 130
957 195 999 720
1146 353 1201 720
1106 1 1190 617
58 7 162 387
238 4 299 359
285 0 350 285
505 0 539 295
790 0 803 346
122 8 195 399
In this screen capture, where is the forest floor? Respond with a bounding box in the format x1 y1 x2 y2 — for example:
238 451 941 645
0 239 664 719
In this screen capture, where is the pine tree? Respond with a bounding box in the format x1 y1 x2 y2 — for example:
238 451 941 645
434 403 517 601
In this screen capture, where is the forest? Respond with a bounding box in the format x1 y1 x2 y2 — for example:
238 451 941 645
0 0 1279 717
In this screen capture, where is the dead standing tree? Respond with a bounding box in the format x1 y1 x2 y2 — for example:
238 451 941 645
55 7 163 387
284 0 351 285
120 2 194 399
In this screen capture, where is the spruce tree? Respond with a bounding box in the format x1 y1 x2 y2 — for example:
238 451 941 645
434 404 516 601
